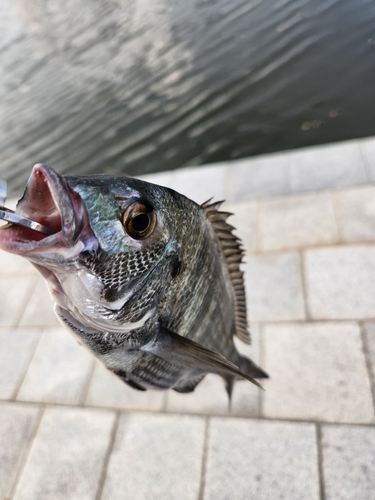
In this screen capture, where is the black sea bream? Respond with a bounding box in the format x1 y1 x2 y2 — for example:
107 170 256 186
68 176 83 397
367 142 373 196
0 164 267 399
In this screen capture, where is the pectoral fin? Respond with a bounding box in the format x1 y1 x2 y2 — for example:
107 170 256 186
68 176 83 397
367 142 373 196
141 324 263 389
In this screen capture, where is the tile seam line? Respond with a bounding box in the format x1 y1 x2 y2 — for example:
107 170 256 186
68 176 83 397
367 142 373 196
12 276 39 327
3 401 375 427
358 141 372 181
316 423 327 500
359 321 375 418
10 328 43 401
248 319 375 325
299 249 310 321
245 241 375 258
9 404 46 500
259 323 265 417
330 189 344 245
198 416 210 500
255 199 262 253
95 410 120 500
221 182 375 206
79 358 97 406
213 180 375 203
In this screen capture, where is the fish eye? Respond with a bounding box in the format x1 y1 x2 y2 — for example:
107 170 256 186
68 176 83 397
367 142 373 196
122 201 157 240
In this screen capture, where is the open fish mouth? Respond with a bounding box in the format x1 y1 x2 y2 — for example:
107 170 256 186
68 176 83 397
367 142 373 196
0 164 96 256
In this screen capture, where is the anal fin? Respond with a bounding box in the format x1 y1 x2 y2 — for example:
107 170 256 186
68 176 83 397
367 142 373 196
141 324 263 390
113 369 147 391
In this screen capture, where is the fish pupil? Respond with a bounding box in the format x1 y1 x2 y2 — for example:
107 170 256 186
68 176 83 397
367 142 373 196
132 213 150 232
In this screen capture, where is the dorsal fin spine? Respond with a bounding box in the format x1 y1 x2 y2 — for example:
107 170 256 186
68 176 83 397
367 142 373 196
201 199 251 345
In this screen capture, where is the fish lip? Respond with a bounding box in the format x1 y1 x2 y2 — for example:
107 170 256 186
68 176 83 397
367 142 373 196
0 164 96 256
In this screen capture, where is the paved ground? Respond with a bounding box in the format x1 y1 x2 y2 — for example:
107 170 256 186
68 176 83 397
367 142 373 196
1 137 375 499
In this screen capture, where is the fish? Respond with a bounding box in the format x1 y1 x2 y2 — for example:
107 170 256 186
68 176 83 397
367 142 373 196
0 164 268 400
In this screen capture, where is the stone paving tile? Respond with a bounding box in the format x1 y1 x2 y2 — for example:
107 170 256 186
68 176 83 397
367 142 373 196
204 418 319 500
166 326 261 416
290 141 368 192
172 164 227 204
322 424 375 500
0 276 37 327
262 322 374 423
224 200 257 253
0 251 36 275
101 413 205 500
304 246 375 319
13 407 115 500
0 403 41 500
259 191 338 251
17 328 94 405
244 252 305 322
335 186 375 243
0 328 41 400
138 169 175 189
85 361 165 411
18 277 61 327
359 136 375 181
228 152 291 202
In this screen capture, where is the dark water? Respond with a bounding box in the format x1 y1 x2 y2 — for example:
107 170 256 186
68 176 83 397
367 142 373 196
1 0 375 195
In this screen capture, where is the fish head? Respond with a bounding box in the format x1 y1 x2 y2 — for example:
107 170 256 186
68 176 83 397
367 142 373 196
0 164 185 335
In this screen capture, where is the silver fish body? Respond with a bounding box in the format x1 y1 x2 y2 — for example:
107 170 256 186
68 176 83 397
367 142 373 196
0 164 267 398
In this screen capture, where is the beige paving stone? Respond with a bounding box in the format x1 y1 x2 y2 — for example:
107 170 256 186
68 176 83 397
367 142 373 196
322 424 375 500
259 191 338 251
13 407 115 500
224 200 257 253
228 152 291 202
335 185 375 242
0 275 37 327
244 252 305 322
0 403 41 500
262 322 374 423
19 277 61 327
85 361 165 411
204 418 319 500
304 246 375 319
0 328 41 399
166 326 261 416
359 136 375 181
173 163 227 204
102 413 205 500
290 141 368 192
0 250 36 275
138 169 175 189
17 327 94 405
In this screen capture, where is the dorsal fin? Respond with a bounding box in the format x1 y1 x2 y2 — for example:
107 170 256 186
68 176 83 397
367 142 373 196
201 199 250 344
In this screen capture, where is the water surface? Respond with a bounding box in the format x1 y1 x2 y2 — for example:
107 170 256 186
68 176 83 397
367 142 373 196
0 0 375 194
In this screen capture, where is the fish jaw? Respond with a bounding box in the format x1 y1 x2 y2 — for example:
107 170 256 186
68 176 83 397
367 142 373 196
0 165 159 333
0 164 98 259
